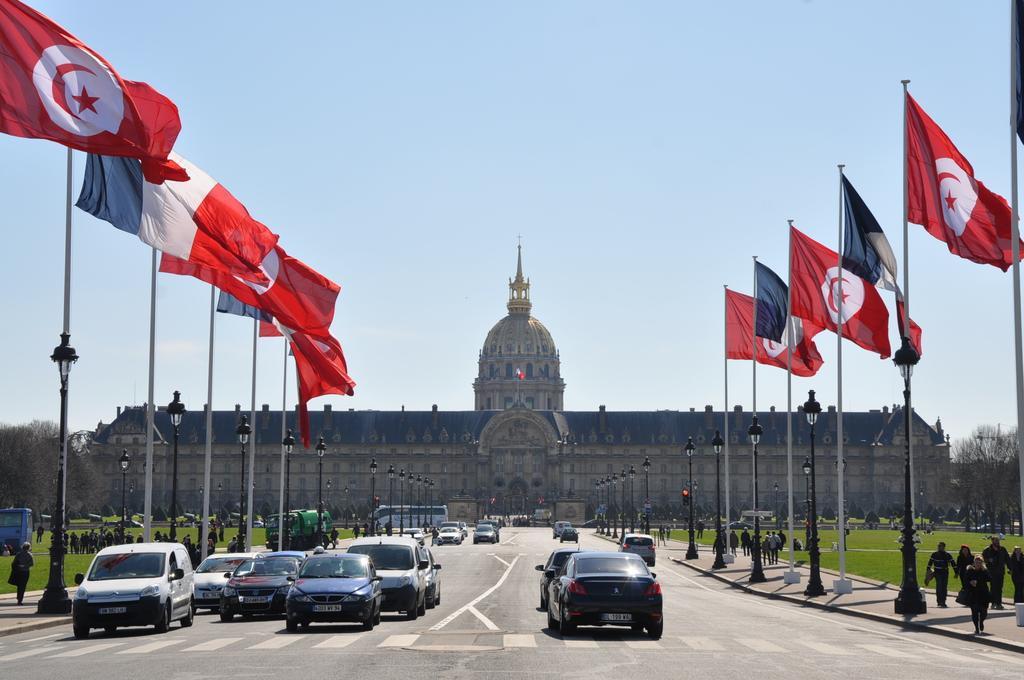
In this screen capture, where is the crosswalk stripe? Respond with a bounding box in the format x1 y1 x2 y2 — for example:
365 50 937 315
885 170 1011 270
857 644 920 659
48 642 123 658
979 652 1024 667
182 637 243 652
736 638 786 652
313 635 364 649
679 636 725 651
247 636 305 650
503 634 536 648
20 634 61 644
563 639 598 648
0 647 55 661
917 648 991 665
379 634 419 648
117 640 182 655
624 640 661 650
797 640 853 656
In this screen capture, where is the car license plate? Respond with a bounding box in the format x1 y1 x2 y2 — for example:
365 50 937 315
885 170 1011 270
239 596 272 603
312 604 344 612
600 613 632 622
98 607 127 615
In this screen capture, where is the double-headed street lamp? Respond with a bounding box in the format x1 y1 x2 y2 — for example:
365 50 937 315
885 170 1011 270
399 468 406 533
802 391 825 597
316 436 327 548
38 332 78 614
642 456 651 534
167 391 185 541
416 474 423 528
748 415 767 583
685 438 698 560
370 458 378 534
711 431 726 569
628 464 636 533
619 468 627 537
610 475 619 539
236 416 251 551
387 465 395 533
282 430 295 550
119 449 131 543
893 337 926 615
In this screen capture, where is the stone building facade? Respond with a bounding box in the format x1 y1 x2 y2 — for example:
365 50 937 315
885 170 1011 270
90 248 951 519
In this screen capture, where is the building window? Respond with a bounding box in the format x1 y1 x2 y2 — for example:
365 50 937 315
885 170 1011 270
504 397 513 409
526 364 533 378
505 364 513 378
525 397 534 409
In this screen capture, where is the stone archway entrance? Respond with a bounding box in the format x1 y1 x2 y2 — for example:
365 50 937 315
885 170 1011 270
507 478 528 515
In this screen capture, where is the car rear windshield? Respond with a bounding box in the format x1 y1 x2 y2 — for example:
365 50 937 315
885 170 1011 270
624 537 653 546
440 522 459 528
575 557 649 576
196 556 249 574
475 525 492 531
88 552 165 580
299 557 369 579
550 551 575 568
234 558 298 577
348 544 415 570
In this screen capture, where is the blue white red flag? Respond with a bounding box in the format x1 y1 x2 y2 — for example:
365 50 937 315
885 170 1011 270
754 261 787 343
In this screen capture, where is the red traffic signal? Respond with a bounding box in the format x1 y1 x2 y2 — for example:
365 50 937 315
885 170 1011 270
681 488 690 504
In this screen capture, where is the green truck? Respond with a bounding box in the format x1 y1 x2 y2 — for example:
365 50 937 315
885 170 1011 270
266 509 333 550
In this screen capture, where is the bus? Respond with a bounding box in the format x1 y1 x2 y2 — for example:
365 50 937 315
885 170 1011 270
372 505 447 530
0 508 33 552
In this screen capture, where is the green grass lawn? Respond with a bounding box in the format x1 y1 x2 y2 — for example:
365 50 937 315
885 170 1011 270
668 527 1020 600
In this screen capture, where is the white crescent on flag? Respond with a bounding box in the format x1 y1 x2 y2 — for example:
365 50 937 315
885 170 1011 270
934 158 978 237
820 267 865 326
31 45 124 137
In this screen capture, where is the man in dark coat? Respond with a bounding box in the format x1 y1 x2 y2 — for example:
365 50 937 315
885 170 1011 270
926 541 956 607
981 536 1010 610
740 529 751 556
728 530 739 556
1009 546 1024 604
10 542 34 604
963 556 991 634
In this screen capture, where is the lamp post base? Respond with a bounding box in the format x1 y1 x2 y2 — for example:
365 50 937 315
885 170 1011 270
37 586 72 615
723 553 735 564
832 578 853 595
686 543 699 560
804 579 826 597
783 570 801 585
894 589 927 616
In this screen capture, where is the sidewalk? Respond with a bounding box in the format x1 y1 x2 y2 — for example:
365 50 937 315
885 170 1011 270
0 589 74 638
633 533 1024 653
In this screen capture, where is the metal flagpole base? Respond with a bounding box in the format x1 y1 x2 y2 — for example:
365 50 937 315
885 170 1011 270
783 570 801 585
723 553 735 564
832 578 853 595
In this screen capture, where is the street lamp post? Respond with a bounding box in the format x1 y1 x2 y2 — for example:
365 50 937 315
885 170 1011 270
802 457 811 548
610 475 618 539
236 416 251 552
596 479 604 534
803 391 825 597
119 449 131 544
399 469 406 533
370 458 378 535
316 436 326 548
387 465 395 534
893 337 926 615
38 332 78 615
642 456 651 535
416 474 423 529
685 438 698 560
748 416 767 583
712 431 726 569
282 430 295 550
619 469 627 538
773 482 780 531
628 464 636 533
167 391 185 541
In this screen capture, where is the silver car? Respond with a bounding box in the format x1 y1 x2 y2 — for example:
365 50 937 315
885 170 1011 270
619 533 656 566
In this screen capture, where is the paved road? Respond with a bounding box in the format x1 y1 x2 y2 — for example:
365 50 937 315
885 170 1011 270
1 528 1022 679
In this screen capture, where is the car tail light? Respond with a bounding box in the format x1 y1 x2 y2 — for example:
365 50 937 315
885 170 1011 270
650 544 656 551
567 579 588 595
644 582 662 597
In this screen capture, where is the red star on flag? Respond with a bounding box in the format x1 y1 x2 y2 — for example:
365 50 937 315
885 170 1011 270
71 86 99 113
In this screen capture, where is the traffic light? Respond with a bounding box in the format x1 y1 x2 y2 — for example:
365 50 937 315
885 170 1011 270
681 488 690 505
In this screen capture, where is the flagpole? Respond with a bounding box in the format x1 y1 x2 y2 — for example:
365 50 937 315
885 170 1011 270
246 316 258 551
751 255 758 513
200 285 215 561
901 79 918 523
1011 3 1024 538
143 247 157 542
277 337 288 551
723 285 734 563
784 221 799 584
835 165 851 594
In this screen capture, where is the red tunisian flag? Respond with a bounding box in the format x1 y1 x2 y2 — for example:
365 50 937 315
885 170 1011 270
725 289 824 377
0 0 185 182
160 246 340 337
289 330 356 447
789 226 892 359
906 92 1021 270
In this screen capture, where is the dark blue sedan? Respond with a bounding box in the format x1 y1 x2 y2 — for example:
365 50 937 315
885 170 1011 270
285 553 382 632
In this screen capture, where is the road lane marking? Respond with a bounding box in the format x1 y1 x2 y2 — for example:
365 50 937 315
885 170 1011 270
313 634 364 649
379 634 420 647
503 634 536 648
501 534 518 545
182 637 243 651
467 605 500 630
0 647 55 661
857 644 920 659
491 555 511 568
20 634 61 644
117 639 182 654
797 640 853 655
737 638 786 652
978 652 1024 666
247 636 305 650
562 639 598 648
429 554 520 631
917 648 991 665
679 636 725 651
624 640 661 650
48 642 123 658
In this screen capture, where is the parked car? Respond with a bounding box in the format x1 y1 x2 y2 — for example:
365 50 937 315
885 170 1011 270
219 556 301 621
192 552 259 611
72 542 195 639
436 526 463 545
401 528 426 545
726 521 753 530
546 551 663 639
285 553 382 631
347 536 428 620
619 533 656 566
553 521 571 538
423 549 442 609
536 547 587 610
473 524 498 544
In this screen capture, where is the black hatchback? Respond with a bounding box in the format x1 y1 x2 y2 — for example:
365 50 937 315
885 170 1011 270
536 547 587 610
219 556 300 620
546 551 663 639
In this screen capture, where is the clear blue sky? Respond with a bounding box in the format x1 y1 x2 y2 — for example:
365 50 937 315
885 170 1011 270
0 1 1016 443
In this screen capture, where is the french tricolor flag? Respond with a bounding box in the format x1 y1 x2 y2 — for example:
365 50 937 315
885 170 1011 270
76 153 278 283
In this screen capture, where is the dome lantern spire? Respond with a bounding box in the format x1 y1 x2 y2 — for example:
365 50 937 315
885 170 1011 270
507 240 531 315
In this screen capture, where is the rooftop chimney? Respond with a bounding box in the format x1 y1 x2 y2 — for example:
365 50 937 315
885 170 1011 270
598 405 607 433
432 404 438 427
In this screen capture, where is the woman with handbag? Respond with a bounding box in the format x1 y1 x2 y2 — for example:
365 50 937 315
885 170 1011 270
9 541 33 605
954 545 973 585
1009 546 1024 604
963 556 991 634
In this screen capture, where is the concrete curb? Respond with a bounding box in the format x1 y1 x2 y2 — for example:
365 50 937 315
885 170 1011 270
0 616 69 638
669 556 1024 654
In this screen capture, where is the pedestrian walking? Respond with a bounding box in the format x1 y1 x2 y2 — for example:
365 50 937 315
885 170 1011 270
962 556 991 634
696 520 705 539
35 525 43 543
741 529 751 557
926 541 956 608
954 545 973 586
729 530 738 556
8 542 33 604
981 536 1010 610
1009 546 1024 604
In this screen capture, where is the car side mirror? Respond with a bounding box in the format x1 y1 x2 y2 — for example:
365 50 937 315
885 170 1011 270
433 564 442 570
535 564 544 571
74 573 84 585
171 568 185 581
286 575 295 582
418 560 430 570
223 572 232 578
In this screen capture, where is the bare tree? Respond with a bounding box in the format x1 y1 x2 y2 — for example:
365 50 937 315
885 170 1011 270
951 426 1022 535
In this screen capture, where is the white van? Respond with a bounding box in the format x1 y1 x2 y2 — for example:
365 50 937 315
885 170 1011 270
347 536 432 620
72 542 194 639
